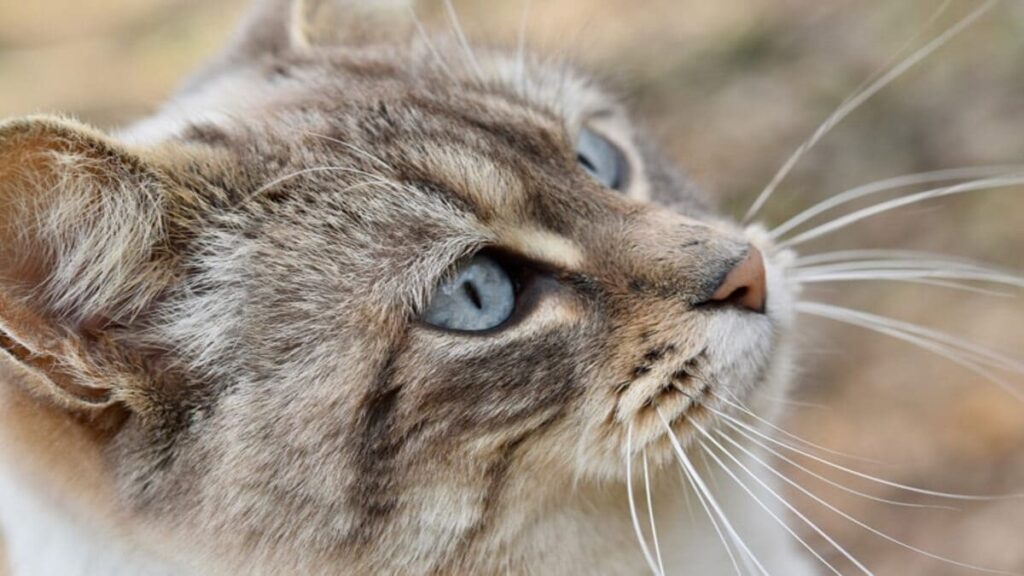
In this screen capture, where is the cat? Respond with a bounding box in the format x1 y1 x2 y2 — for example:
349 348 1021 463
0 0 1018 575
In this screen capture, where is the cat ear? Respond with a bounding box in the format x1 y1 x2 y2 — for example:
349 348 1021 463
224 0 414 59
0 116 174 413
291 0 415 48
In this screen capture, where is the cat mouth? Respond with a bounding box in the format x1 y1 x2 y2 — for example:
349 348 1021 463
614 284 789 463
615 350 711 426
610 346 739 460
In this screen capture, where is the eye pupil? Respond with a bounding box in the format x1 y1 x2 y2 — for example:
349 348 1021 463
421 254 516 332
462 280 483 310
576 127 628 191
577 153 597 175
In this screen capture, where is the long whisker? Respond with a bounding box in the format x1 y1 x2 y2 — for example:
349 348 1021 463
642 451 666 576
626 424 663 575
754 393 830 411
713 407 1024 502
302 131 393 172
743 0 1000 223
794 255 1022 295
797 262 1022 277
515 0 533 95
796 275 1016 298
442 0 485 83
713 428 1022 575
770 166 1021 239
849 0 954 93
673 457 743 576
717 392 886 465
778 174 1024 248
246 166 397 202
407 5 457 82
794 259 1023 282
691 425 867 575
657 410 770 576
713 413 957 511
797 302 1024 400
794 257 1024 289
698 449 724 494
794 248 1008 268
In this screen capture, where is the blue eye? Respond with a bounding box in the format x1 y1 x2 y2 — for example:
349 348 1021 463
576 127 628 190
422 254 515 332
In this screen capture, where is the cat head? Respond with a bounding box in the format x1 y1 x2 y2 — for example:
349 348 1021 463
0 0 798 572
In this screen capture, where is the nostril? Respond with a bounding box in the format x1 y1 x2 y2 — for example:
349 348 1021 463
708 245 767 313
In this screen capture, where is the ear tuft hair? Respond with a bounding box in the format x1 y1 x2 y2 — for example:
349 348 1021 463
0 116 175 412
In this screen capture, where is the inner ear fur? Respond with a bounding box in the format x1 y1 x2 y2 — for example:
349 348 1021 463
0 116 175 414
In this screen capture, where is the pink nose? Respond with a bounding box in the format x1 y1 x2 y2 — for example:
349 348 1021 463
710 246 767 313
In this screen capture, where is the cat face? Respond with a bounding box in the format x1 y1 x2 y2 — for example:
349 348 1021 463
0 0 796 572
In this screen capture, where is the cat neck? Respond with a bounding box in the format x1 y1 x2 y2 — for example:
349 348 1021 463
0 367 811 575
0 469 188 576
442 460 816 575
0 443 812 576
0 368 191 576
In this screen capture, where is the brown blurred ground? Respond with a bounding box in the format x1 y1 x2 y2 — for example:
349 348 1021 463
1 0 1022 574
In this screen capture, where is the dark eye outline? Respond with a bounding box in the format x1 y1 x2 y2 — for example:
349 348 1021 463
418 250 540 336
576 126 629 191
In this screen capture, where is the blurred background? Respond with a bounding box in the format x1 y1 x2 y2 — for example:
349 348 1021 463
1 0 1021 573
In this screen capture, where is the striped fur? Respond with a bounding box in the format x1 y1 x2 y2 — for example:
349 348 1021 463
0 1 808 574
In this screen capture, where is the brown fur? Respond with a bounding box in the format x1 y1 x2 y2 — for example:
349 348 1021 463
0 1 802 574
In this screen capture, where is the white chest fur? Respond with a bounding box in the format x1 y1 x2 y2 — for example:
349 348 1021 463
0 468 188 576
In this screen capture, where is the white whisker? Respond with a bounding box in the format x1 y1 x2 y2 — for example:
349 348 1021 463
698 448 724 494
713 428 1022 575
676 465 698 525
794 269 1023 295
715 414 958 511
797 276 1015 297
643 451 666 576
793 255 1022 295
657 410 770 576
770 166 1021 239
407 5 457 81
794 259 1023 283
754 394 830 411
302 131 393 172
691 424 868 575
515 0 533 95
743 0 999 223
442 0 485 83
718 392 886 465
247 166 396 201
797 301 1024 400
794 248 1005 268
626 425 663 576
778 174 1024 248
713 406 1024 502
673 461 741 575
852 0 954 92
